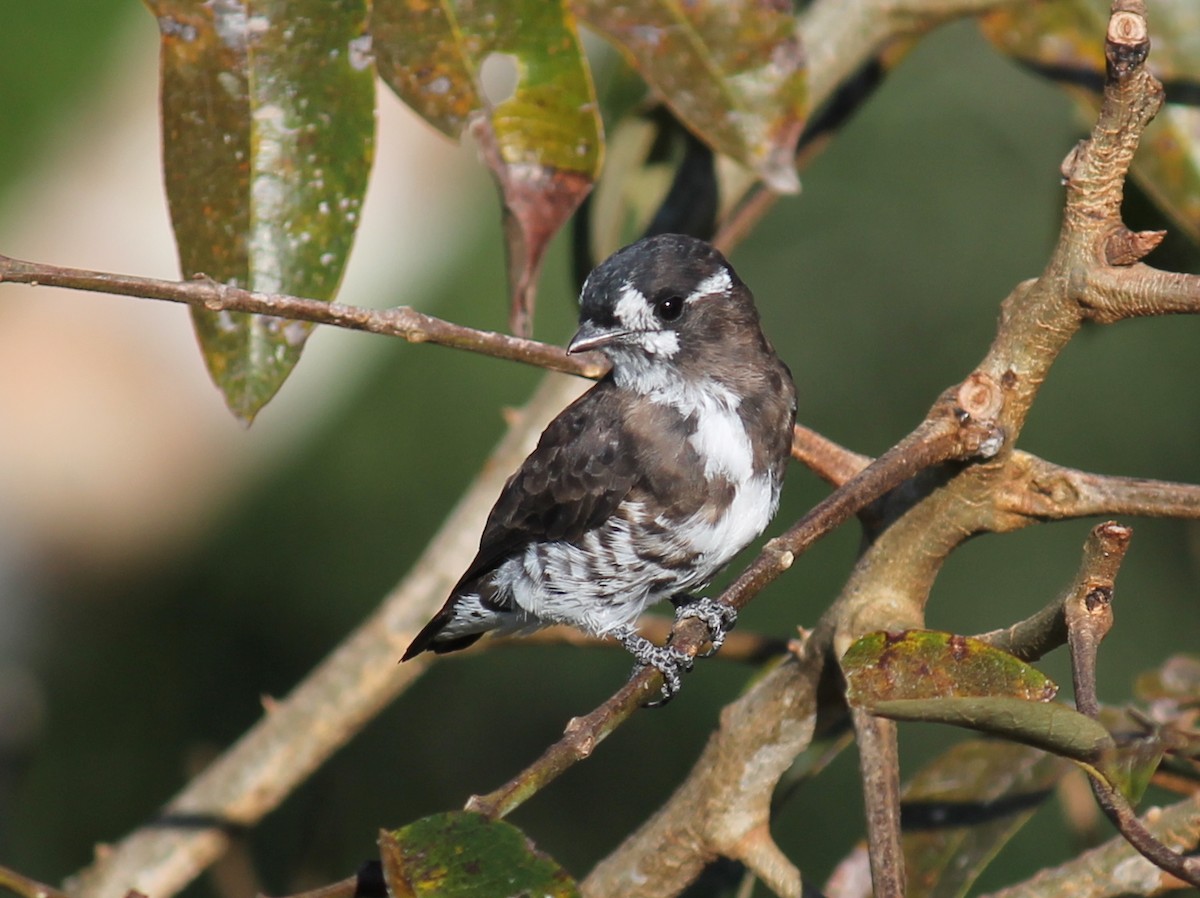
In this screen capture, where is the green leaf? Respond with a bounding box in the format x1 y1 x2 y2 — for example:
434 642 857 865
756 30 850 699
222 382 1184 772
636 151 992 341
842 630 1060 706
379 812 581 898
902 740 1070 898
372 0 601 337
148 0 375 422
575 0 806 194
981 0 1200 247
872 697 1115 764
1096 736 1165 804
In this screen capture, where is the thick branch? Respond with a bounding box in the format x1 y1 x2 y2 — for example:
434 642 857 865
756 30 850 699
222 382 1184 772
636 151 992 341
980 793 1200 898
852 712 905 898
1083 263 1200 322
0 253 606 380
998 452 1200 521
585 4 1200 896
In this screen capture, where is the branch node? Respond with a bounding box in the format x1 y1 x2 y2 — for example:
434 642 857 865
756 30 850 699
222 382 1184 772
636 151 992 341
1104 226 1165 266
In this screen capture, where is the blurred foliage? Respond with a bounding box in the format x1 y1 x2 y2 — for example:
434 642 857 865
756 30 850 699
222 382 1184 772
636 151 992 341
2 4 1200 898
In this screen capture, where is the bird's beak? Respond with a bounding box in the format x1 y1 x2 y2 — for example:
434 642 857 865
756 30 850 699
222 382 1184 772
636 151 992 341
567 322 627 354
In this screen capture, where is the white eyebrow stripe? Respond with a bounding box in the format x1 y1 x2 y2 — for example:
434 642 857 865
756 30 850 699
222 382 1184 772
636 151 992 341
614 282 657 331
690 268 732 299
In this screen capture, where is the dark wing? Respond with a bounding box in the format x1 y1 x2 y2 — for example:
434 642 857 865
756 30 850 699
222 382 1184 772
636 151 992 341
459 379 639 588
402 380 639 659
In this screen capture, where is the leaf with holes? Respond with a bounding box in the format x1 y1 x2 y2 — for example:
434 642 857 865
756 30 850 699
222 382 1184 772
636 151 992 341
981 0 1200 246
842 630 1059 707
148 0 375 422
575 0 806 195
372 0 602 337
379 812 581 898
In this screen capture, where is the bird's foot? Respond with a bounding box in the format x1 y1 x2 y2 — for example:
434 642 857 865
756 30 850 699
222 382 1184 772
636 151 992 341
674 596 738 658
614 626 694 707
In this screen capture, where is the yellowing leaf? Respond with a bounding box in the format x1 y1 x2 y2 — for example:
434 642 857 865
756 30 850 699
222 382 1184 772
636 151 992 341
379 812 581 898
576 0 806 194
372 0 602 336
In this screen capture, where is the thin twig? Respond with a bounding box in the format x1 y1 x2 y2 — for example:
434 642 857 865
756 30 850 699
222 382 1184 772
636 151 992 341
975 521 1131 662
1065 522 1127 720
1060 524 1200 886
0 253 608 380
790 424 872 487
0 865 72 898
260 875 357 898
979 793 1200 898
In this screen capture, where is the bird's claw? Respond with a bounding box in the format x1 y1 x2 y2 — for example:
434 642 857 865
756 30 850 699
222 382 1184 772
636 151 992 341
615 626 694 706
675 596 738 658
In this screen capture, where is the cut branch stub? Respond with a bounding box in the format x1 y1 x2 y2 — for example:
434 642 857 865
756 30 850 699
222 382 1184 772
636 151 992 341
981 0 1200 247
371 0 602 337
147 0 375 423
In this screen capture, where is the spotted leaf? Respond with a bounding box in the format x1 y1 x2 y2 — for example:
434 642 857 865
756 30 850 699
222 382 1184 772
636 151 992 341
147 0 375 422
575 0 806 195
371 0 602 337
379 812 581 898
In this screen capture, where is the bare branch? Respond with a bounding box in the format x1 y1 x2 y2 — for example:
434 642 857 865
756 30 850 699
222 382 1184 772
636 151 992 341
791 424 871 487
852 711 905 898
582 655 821 898
1065 522 1129 719
998 452 1200 522
1086 782 1200 888
1056 522 1200 887
0 252 607 380
0 864 72 898
1084 264 1200 322
980 793 1200 898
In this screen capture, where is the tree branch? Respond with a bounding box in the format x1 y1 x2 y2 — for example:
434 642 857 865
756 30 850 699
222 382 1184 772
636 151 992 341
997 452 1200 522
852 711 905 898
790 424 871 487
584 3 1200 895
1058 523 1200 887
0 252 608 380
0 864 72 898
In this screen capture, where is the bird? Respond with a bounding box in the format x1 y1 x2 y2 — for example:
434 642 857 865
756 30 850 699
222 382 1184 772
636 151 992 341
402 233 796 701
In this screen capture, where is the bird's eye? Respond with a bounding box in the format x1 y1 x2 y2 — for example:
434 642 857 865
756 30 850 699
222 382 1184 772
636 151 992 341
655 295 685 322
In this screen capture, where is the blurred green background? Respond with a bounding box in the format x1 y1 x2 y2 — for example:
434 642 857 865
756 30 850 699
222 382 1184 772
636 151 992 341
1 3 1197 897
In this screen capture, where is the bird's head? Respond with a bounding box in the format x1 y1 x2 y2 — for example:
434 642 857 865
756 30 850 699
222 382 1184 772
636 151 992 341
568 234 763 390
